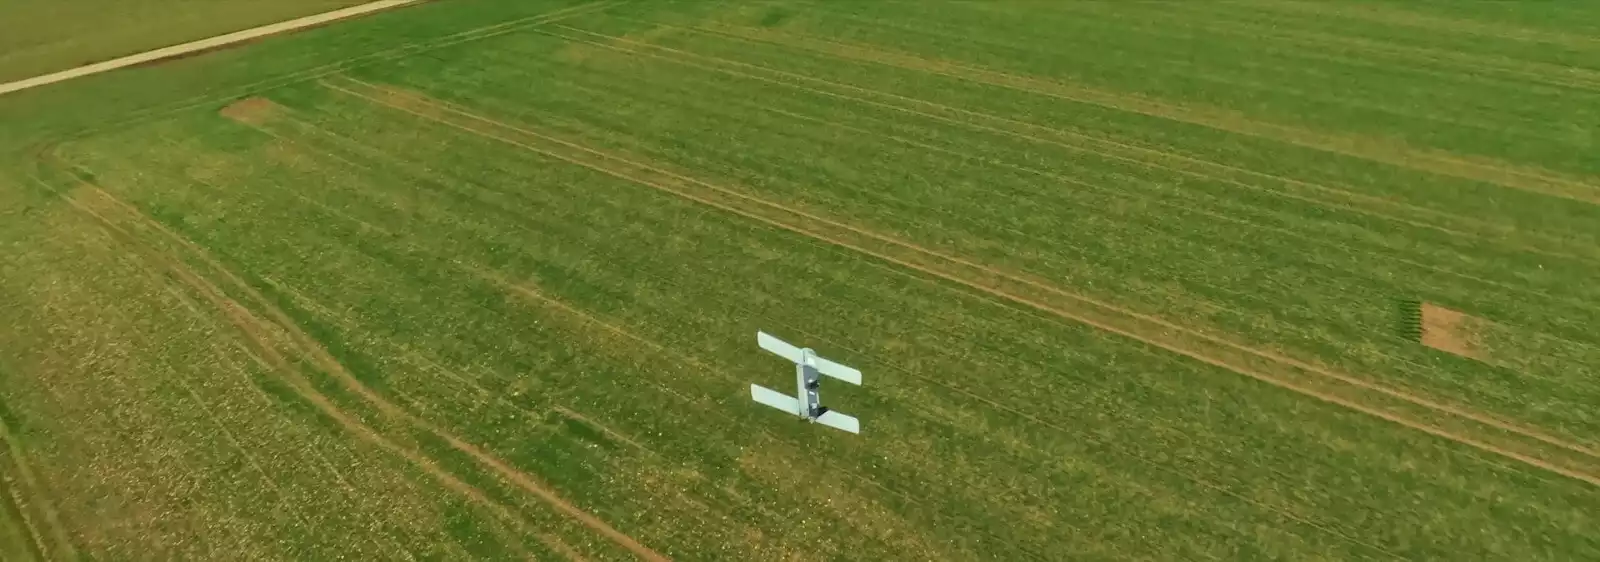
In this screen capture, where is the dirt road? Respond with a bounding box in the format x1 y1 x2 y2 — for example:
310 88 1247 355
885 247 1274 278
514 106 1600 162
0 0 419 97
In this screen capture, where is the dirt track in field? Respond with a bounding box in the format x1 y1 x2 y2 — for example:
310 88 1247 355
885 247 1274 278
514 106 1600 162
0 0 420 97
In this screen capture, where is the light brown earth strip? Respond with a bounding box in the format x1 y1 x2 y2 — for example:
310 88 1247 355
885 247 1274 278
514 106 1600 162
0 1 422 97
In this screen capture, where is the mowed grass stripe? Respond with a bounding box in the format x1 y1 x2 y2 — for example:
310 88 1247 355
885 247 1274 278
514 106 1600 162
429 25 1591 318
531 19 1600 318
406 23 1600 457
627 6 1600 251
761 1 1600 198
629 17 1600 253
1057 2 1600 95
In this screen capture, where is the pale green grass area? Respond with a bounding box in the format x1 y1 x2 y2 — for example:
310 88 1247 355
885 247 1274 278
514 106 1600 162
0 0 370 82
0 1 1597 560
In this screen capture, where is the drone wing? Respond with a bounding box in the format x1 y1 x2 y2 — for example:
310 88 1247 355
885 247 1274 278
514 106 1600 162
815 410 860 434
810 355 862 385
750 384 802 416
757 331 804 364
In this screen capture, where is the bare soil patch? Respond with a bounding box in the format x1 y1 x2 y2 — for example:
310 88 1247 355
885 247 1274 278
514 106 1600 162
1420 303 1483 359
219 97 283 125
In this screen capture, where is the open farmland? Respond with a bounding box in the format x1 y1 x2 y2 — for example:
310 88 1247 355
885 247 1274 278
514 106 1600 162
2 0 1598 560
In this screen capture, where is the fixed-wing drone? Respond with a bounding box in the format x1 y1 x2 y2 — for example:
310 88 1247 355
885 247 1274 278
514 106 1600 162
748 331 862 434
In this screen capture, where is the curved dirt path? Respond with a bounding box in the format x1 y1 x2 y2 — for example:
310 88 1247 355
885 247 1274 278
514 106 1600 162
0 0 420 97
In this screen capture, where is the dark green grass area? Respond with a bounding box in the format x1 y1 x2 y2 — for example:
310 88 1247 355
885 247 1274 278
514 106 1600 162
1 1 1598 560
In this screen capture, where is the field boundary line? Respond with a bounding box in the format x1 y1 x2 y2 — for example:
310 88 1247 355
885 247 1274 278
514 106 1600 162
550 23 1599 266
40 162 666 561
321 75 1600 486
528 26 1600 458
659 21 1600 207
0 0 423 97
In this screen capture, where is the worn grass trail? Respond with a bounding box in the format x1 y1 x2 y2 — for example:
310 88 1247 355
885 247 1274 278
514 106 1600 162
2 1 1598 560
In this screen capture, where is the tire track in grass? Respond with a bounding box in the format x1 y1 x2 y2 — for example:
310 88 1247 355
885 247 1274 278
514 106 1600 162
235 104 1234 560
658 20 1600 207
1078 3 1600 93
883 0 1600 95
154 280 421 560
1238 0 1600 52
40 164 666 562
209 127 987 556
547 22 1600 267
398 38 1584 318
474 239 1397 560
474 272 1034 562
321 76 1600 487
0 417 62 562
220 103 1435 558
260 272 657 459
768 326 1412 561
225 104 670 464
49 180 539 559
507 28 1600 459
226 108 942 559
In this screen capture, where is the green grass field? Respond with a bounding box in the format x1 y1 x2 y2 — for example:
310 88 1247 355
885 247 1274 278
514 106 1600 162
2 0 1598 560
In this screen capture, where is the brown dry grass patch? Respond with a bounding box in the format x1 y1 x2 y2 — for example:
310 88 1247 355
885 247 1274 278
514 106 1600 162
1420 303 1484 359
219 96 282 125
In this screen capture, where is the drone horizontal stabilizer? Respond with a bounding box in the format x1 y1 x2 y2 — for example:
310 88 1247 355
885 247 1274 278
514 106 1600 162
815 411 860 434
757 331 804 364
750 384 801 416
811 356 862 385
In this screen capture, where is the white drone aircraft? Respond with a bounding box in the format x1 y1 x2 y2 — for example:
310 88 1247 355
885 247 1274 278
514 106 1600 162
749 331 862 434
